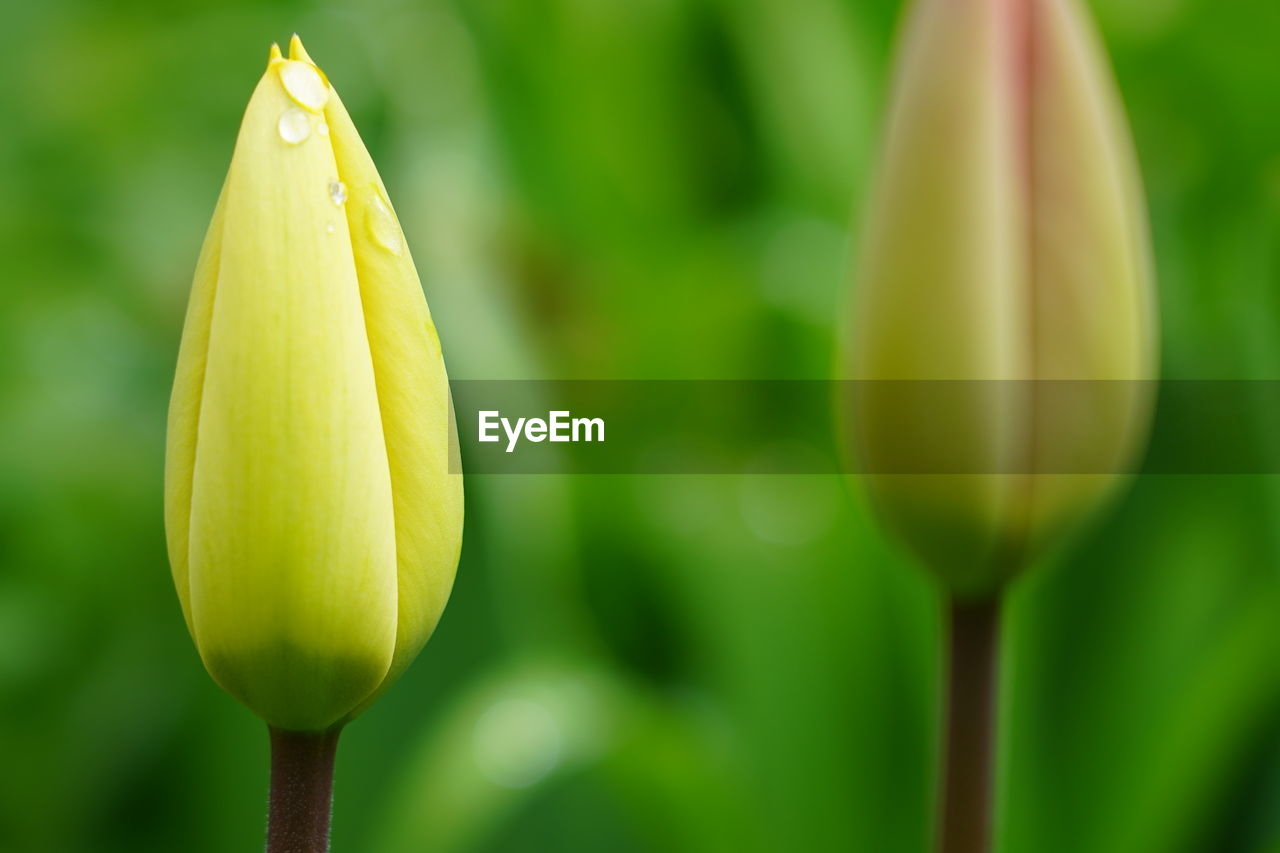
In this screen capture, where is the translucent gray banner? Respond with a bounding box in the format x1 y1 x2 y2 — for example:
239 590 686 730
445 381 1280 474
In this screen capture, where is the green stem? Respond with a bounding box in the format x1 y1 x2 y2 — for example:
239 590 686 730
266 727 341 853
938 596 1001 853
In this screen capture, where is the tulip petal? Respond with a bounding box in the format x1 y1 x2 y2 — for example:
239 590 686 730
324 85 465 709
852 0 1030 592
186 63 398 731
1022 0 1157 548
848 0 1155 595
165 181 226 635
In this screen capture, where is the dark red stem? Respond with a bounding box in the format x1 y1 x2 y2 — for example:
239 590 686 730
938 596 1001 853
267 727 341 853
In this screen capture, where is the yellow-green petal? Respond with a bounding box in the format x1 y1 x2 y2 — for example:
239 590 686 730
165 180 226 635
185 59 398 731
846 0 1156 596
324 83 464 712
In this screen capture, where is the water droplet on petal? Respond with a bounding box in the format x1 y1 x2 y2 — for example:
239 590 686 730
278 60 329 111
326 223 335 234
278 108 311 144
366 188 403 254
317 121 329 137
328 181 347 206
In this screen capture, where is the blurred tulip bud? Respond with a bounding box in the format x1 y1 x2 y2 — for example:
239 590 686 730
165 37 463 731
844 0 1157 597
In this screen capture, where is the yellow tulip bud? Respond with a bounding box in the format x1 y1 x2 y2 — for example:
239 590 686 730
845 0 1157 597
165 36 463 732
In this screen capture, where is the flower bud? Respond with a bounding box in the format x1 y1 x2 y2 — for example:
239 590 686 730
844 0 1157 597
165 37 463 731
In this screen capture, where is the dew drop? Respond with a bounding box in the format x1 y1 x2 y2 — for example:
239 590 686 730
366 189 403 254
328 180 347 206
278 108 311 144
278 60 329 111
326 224 336 234
317 121 329 137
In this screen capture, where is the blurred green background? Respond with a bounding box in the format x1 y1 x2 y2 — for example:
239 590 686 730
1 0 1278 851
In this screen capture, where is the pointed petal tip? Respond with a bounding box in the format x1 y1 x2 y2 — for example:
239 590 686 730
289 33 315 64
267 42 283 66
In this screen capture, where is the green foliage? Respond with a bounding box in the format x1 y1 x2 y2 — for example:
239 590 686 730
0 0 1276 851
